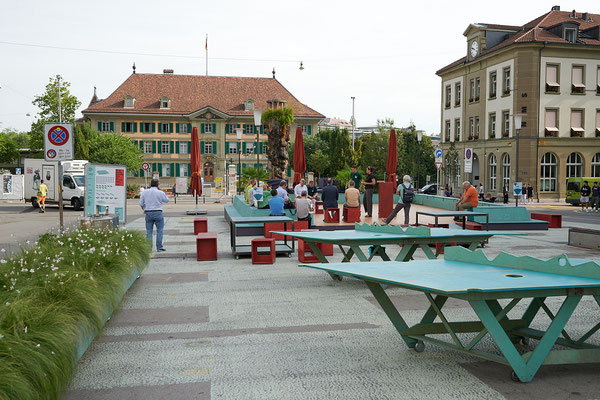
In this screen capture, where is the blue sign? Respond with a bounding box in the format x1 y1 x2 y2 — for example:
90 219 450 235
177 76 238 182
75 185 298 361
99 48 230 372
435 149 443 158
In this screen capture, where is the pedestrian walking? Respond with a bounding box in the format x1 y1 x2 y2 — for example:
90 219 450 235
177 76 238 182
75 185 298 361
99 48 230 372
502 183 509 204
381 175 414 226
37 179 48 213
363 166 376 217
478 183 484 200
580 180 591 212
591 181 600 212
139 178 169 251
521 183 527 203
527 184 534 203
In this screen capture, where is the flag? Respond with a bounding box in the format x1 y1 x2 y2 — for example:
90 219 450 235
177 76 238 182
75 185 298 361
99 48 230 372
205 35 207 51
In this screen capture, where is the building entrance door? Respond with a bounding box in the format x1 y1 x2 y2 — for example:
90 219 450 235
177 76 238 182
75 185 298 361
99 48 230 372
203 162 214 182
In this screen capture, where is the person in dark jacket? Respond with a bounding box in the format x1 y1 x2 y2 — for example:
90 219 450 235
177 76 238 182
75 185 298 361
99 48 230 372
502 183 510 204
321 178 339 210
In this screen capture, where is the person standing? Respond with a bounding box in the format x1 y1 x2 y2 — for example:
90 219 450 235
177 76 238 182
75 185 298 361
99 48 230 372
350 166 362 192
321 178 339 210
363 166 376 217
521 183 527 204
307 180 319 211
502 183 509 204
139 179 169 251
382 175 414 226
590 181 600 212
580 180 591 212
294 178 307 198
37 179 48 213
478 183 485 200
444 184 453 197
527 184 534 203
295 190 313 228
455 181 479 211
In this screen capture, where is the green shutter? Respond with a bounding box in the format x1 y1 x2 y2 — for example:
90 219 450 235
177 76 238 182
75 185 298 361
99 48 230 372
133 122 138 133
152 123 156 133
152 141 156 153
152 163 157 172
307 125 312 135
237 124 241 128
176 141 180 154
201 124 205 134
169 123 173 133
170 141 174 154
158 123 162 133
157 140 162 153
225 124 229 134
187 163 191 176
260 125 264 134
158 163 162 177
212 123 216 133
139 140 143 150
242 142 246 153
121 122 125 132
259 142 263 154
200 141 205 154
97 121 102 131
133 140 138 146
176 123 180 133
213 141 217 154
225 142 230 153
110 122 114 132
187 123 192 132
170 163 175 177
188 141 191 151
175 163 180 177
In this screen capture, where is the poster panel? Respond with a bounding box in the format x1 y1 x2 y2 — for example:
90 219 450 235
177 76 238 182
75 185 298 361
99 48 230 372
84 164 127 223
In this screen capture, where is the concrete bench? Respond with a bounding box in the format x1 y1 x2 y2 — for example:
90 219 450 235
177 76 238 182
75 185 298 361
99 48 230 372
531 213 562 228
568 227 600 249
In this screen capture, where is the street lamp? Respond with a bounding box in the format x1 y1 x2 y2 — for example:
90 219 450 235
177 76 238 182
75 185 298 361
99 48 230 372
253 109 263 184
236 127 243 194
416 131 423 190
513 114 522 206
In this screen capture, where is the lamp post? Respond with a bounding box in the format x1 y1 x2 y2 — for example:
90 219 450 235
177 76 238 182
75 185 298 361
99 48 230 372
235 127 243 194
253 109 263 184
416 131 423 190
513 114 522 206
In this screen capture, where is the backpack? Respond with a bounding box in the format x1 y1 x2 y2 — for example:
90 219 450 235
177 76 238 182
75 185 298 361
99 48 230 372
402 184 414 204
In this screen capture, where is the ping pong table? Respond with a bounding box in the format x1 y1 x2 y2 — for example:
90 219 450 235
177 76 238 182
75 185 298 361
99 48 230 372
273 224 509 280
299 246 600 382
415 210 489 230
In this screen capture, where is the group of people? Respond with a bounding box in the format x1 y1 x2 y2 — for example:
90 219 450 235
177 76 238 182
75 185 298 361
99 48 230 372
580 181 600 212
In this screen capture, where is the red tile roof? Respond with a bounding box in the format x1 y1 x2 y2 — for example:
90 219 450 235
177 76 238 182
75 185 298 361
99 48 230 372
83 74 324 119
437 9 600 75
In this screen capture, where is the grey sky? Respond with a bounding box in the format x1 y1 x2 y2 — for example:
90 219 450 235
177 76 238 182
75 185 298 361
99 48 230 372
1 1 596 134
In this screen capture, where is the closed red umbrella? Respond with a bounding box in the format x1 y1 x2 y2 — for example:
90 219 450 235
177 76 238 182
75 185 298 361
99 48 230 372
190 127 202 198
386 129 398 183
293 127 306 185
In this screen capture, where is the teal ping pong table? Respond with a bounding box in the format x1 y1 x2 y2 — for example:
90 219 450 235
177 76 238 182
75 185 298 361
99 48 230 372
300 247 600 382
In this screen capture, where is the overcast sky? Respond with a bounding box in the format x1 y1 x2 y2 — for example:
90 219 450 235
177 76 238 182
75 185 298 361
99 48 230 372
1 1 597 135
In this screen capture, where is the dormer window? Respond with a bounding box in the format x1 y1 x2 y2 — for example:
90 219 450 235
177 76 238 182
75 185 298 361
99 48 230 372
124 95 135 108
160 97 170 109
244 99 254 111
565 28 577 43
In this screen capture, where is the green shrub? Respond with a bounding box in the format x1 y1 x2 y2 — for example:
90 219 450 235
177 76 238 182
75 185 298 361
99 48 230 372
0 228 150 400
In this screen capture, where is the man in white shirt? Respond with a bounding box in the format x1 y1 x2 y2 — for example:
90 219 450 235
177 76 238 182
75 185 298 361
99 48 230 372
294 178 307 198
139 178 169 251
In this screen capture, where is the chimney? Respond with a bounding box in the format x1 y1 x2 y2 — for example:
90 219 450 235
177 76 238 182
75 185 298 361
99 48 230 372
582 12 588 21
163 69 174 75
571 9 576 18
551 5 560 11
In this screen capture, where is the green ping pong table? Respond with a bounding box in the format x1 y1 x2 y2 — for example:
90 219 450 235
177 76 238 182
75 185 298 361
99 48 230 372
299 246 600 382
273 224 511 280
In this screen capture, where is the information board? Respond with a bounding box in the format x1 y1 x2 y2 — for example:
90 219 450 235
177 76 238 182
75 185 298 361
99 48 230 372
175 177 188 194
84 163 127 223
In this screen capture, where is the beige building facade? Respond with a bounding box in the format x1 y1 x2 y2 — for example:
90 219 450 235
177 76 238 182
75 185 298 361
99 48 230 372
437 7 600 200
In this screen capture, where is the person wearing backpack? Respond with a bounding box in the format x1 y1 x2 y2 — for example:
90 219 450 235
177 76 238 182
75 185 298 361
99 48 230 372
381 175 413 226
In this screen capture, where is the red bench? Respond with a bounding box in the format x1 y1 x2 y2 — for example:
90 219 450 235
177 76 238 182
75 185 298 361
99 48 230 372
193 217 208 234
196 232 217 261
454 221 483 231
315 201 324 214
343 207 361 223
531 213 562 228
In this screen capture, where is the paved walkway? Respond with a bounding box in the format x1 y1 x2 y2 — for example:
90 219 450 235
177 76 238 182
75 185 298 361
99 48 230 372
54 203 600 399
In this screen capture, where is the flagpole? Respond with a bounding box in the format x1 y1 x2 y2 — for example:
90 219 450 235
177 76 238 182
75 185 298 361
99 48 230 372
205 34 208 76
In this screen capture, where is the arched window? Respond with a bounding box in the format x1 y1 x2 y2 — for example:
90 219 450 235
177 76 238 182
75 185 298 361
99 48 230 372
160 96 170 109
566 152 582 178
489 154 497 190
502 153 510 187
540 153 557 192
124 95 135 108
592 153 600 177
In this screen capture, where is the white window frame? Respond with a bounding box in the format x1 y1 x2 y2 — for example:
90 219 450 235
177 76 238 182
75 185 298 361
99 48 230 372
489 154 497 190
204 123 213 134
475 116 480 138
179 123 188 133
161 142 170 154
227 124 237 134
540 153 557 192
180 164 188 177
179 142 188 154
455 82 461 106
245 143 254 155
123 122 135 133
444 120 450 141
101 122 111 132
503 111 510 136
228 142 238 154
469 117 474 139
566 152 582 178
489 113 496 138
144 142 152 154
244 124 254 134
502 154 510 186
454 119 461 141
490 72 497 98
469 79 475 101
160 98 170 109
475 77 481 99
124 96 134 108
445 85 451 107
592 153 600 177
565 28 577 43
162 163 170 177
503 68 511 94
204 142 213 154
161 123 170 133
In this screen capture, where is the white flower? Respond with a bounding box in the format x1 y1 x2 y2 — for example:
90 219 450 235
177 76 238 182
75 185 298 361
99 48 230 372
36 344 40 348
0 260 6 264
0 334 4 339
1 249 5 252
24 326 27 333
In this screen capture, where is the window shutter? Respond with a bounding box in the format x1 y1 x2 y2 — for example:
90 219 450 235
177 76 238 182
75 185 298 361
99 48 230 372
170 141 174 154
237 124 241 129
97 122 102 131
187 123 192 132
121 122 125 132
158 123 162 133
176 123 180 133
134 122 138 133
152 123 156 133
169 123 173 133
158 140 162 153
134 140 138 146
175 141 180 154
201 124 205 134
213 141 217 154
110 122 114 132
225 142 229 153
139 141 143 150
225 125 229 134
200 141 205 154
175 163 180 177
212 123 216 133
188 141 191 151
158 163 162 177
242 142 246 153
259 142 263 154
170 163 175 177
152 163 157 172
308 125 312 135
152 141 156 153
188 163 191 176
260 125 264 134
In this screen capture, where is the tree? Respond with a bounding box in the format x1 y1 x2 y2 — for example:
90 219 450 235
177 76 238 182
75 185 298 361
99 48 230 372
1 128 28 149
240 166 267 190
262 107 294 178
443 141 460 192
357 131 389 180
86 123 143 171
397 125 436 188
308 149 328 178
0 134 19 163
28 75 81 152
316 127 352 177
73 123 99 160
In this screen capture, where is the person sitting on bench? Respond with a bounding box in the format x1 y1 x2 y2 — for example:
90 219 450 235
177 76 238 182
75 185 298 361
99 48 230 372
296 190 313 228
455 181 479 214
321 178 339 211
343 180 360 213
269 189 285 216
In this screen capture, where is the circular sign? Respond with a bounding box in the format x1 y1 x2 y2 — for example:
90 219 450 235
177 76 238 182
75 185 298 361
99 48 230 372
47 125 69 146
465 149 472 159
141 162 150 171
435 149 443 158
46 149 57 159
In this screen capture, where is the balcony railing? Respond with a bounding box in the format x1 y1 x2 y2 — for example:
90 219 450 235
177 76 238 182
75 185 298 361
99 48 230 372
545 83 559 93
570 129 584 137
544 129 558 137
571 85 585 94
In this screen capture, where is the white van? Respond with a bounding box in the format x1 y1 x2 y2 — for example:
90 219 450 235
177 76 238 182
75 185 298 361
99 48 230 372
24 159 87 210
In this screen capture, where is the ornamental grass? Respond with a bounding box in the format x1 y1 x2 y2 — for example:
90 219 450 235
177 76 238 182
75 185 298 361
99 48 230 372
0 228 150 400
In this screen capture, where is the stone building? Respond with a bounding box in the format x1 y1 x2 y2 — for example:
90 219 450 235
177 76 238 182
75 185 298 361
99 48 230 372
437 6 600 200
82 70 324 185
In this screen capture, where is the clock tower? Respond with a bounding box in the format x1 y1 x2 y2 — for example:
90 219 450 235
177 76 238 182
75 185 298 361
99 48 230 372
463 24 486 61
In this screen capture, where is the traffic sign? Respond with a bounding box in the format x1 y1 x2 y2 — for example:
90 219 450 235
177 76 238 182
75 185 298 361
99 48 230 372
464 148 473 173
435 161 442 170
513 182 523 196
44 123 73 161
434 149 443 158
141 162 151 171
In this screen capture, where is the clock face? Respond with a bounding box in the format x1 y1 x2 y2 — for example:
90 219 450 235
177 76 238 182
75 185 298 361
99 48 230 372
470 41 479 58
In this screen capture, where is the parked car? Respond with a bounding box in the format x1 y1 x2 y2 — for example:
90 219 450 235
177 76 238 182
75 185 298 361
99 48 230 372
418 184 438 195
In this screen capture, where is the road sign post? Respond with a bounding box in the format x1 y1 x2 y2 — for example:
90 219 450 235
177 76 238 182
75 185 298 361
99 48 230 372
44 122 73 232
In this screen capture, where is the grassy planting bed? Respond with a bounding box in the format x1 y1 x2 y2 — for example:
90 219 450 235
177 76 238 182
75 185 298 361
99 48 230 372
0 227 150 400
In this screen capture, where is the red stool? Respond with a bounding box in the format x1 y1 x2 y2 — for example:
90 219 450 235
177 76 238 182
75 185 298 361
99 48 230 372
251 238 276 264
298 229 320 262
196 232 217 261
264 222 292 240
301 229 333 256
324 207 340 223
435 242 457 255
315 201 324 214
343 207 361 223
193 217 208 234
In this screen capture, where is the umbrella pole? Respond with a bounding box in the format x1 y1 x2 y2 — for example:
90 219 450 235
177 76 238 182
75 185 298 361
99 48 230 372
194 189 198 214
